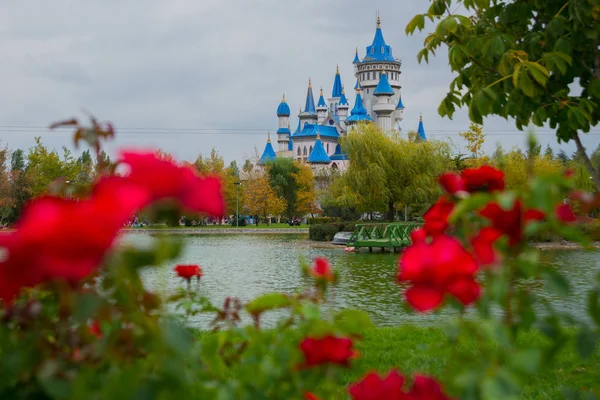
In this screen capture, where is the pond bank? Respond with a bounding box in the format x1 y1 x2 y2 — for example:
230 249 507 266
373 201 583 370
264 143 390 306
124 227 309 234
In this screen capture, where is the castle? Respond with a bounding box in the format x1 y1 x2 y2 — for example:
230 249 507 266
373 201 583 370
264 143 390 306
258 15 427 171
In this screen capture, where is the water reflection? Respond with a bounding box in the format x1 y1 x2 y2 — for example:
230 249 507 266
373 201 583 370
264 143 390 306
122 233 600 327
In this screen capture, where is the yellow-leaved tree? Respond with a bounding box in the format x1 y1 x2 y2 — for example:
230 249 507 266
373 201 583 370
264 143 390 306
292 163 319 218
459 123 485 158
243 174 286 225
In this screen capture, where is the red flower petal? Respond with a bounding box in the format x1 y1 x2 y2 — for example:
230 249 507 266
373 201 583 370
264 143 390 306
471 227 502 266
410 228 427 244
446 278 481 306
555 204 576 223
408 375 452 400
439 172 465 195
423 197 454 237
349 370 406 400
405 285 445 312
461 165 505 193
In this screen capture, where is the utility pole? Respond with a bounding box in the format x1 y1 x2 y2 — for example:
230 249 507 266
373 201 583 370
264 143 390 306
234 181 241 227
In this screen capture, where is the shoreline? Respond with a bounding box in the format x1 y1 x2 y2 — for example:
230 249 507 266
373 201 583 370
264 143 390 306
123 227 309 234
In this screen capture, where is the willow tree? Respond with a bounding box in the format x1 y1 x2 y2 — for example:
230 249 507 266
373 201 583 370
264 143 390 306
340 124 454 220
407 0 600 190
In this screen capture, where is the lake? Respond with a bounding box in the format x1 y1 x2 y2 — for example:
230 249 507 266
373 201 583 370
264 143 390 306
124 233 600 327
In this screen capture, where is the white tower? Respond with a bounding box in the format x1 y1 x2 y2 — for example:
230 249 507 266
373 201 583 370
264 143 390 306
353 15 403 130
276 94 291 152
372 69 396 132
338 86 350 125
316 88 328 124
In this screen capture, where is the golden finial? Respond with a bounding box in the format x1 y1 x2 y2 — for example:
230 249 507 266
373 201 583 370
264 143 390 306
342 85 345 94
336 64 340 74
419 113 423 122
267 131 271 142
316 130 321 140
382 66 386 74
282 93 286 102
320 87 324 96
308 78 312 88
377 11 381 28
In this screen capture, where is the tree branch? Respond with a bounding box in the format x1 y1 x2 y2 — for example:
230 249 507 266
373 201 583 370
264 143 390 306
573 132 600 191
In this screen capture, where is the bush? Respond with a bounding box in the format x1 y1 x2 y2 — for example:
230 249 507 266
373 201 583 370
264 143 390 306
309 223 356 241
580 218 600 241
307 217 340 225
231 216 247 226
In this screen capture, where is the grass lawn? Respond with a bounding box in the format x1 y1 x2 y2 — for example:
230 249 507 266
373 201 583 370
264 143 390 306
343 326 600 399
200 325 599 398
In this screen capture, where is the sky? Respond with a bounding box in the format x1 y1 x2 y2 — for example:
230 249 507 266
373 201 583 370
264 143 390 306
0 0 598 165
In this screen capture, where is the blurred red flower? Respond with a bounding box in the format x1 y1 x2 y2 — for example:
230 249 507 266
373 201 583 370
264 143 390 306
299 335 354 367
88 320 103 339
310 257 334 282
304 393 320 400
461 165 505 193
439 166 504 195
479 200 544 246
407 375 453 399
423 197 454 237
439 172 466 195
555 204 576 223
119 151 225 216
398 234 480 312
174 264 203 281
349 370 406 400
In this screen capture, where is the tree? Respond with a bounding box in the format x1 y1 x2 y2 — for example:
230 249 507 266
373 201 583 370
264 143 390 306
267 158 306 220
459 122 485 157
544 144 555 160
76 150 94 185
229 161 240 178
242 159 254 174
557 149 570 164
8 149 31 222
11 149 25 172
0 145 13 225
337 124 454 220
242 174 285 225
26 137 78 197
292 164 319 217
407 0 600 190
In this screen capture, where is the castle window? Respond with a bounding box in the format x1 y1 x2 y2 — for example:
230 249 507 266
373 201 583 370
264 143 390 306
327 143 330 153
297 147 301 156
367 88 370 94
381 46 384 54
303 146 307 156
309 146 313 154
371 47 374 54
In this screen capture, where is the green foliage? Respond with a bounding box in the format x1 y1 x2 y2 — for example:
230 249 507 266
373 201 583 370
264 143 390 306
266 158 316 220
307 217 340 225
308 223 355 241
333 124 454 219
408 0 600 189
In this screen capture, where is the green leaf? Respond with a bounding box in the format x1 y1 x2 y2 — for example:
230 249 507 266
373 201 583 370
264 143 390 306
588 289 600 327
526 62 549 86
512 63 521 87
73 292 103 323
519 70 536 97
446 17 458 34
510 348 542 373
497 192 516 210
490 35 505 56
406 14 425 35
449 193 491 221
334 309 374 336
588 79 600 99
576 327 598 359
245 293 291 316
542 269 570 297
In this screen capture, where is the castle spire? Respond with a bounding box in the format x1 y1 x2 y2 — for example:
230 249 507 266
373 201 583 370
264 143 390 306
332 65 343 97
303 79 316 114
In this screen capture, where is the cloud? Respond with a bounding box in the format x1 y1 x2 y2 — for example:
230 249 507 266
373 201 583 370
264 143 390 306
0 0 595 163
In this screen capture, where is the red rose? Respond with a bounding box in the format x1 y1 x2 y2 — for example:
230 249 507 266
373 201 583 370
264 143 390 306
349 370 407 400
555 204 576 223
471 227 503 266
174 264 203 281
304 393 320 400
407 375 452 400
423 197 454 237
410 228 427 244
460 165 505 193
310 257 335 282
299 335 354 367
439 172 466 195
88 320 103 339
479 200 544 246
119 151 225 216
398 235 480 312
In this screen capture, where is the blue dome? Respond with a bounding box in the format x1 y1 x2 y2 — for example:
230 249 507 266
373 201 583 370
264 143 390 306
346 90 373 123
397 96 405 109
417 116 427 141
339 88 349 107
362 17 396 63
317 88 327 108
277 94 290 116
259 138 277 165
307 138 331 164
373 71 394 96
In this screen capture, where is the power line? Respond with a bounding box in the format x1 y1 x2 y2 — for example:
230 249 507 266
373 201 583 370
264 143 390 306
0 125 599 136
